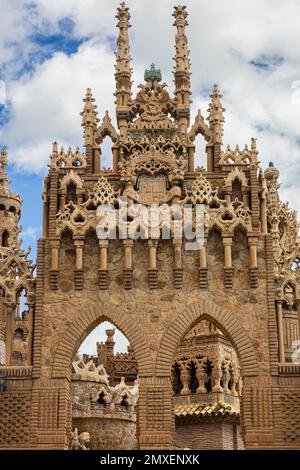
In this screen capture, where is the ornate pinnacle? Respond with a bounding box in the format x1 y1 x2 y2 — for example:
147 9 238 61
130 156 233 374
115 2 132 76
173 5 188 28
207 84 225 145
207 85 225 124
80 88 99 146
173 5 191 133
114 3 132 131
173 5 191 76
0 146 9 192
0 146 7 174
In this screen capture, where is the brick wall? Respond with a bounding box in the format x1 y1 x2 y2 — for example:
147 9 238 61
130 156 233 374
0 391 31 448
174 419 244 450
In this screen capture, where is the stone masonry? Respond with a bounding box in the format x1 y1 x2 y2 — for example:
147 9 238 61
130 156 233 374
0 3 300 450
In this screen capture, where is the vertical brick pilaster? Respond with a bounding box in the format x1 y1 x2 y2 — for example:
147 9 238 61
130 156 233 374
32 239 45 378
265 235 279 375
138 376 174 450
48 172 59 238
250 167 260 230
86 146 93 174
213 143 222 171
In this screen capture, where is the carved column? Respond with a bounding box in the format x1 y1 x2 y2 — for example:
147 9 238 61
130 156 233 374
148 240 158 289
199 240 208 288
242 189 249 209
276 301 286 364
123 239 133 289
74 239 84 290
77 191 84 205
98 240 109 289
222 366 230 393
50 239 60 290
212 364 223 393
248 236 258 288
59 191 66 211
224 186 231 206
196 363 207 394
112 145 119 174
93 147 101 173
187 145 195 172
179 363 190 395
223 237 233 288
206 144 214 172
173 239 183 289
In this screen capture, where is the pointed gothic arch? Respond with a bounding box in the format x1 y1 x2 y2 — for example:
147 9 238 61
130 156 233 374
1 229 9 247
52 304 153 379
155 299 258 377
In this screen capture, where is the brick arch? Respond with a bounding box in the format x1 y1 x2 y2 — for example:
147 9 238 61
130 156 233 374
155 299 258 377
52 304 153 379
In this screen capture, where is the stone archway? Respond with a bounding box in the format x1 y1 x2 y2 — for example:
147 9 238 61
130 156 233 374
52 301 153 379
155 299 258 377
152 299 259 450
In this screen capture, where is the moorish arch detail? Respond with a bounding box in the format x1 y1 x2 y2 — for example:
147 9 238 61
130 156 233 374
52 306 154 379
155 299 258 377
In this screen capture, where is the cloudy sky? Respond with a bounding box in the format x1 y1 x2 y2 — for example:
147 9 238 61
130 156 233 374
1 0 300 354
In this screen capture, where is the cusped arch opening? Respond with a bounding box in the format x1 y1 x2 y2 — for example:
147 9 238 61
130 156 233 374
71 319 139 450
171 315 244 451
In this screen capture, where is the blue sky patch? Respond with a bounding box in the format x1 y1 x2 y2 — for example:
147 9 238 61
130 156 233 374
249 55 284 70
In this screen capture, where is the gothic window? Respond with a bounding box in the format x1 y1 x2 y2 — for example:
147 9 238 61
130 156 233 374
66 182 77 204
16 288 29 320
232 178 243 202
97 391 106 405
120 394 129 408
8 206 16 214
1 229 9 247
14 328 24 341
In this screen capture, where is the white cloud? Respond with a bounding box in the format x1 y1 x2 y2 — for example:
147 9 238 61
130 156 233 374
0 0 300 213
22 225 40 241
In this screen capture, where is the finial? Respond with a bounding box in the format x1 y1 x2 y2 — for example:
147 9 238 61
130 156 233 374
80 88 99 146
116 2 130 25
52 142 58 154
173 5 188 26
144 64 162 83
207 84 225 123
269 161 274 167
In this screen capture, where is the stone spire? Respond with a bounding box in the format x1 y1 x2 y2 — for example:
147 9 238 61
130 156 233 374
114 2 132 133
173 5 191 135
80 88 99 147
207 84 225 145
0 146 9 194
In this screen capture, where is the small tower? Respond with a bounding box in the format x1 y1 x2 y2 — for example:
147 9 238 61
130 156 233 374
0 146 21 251
0 146 35 366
